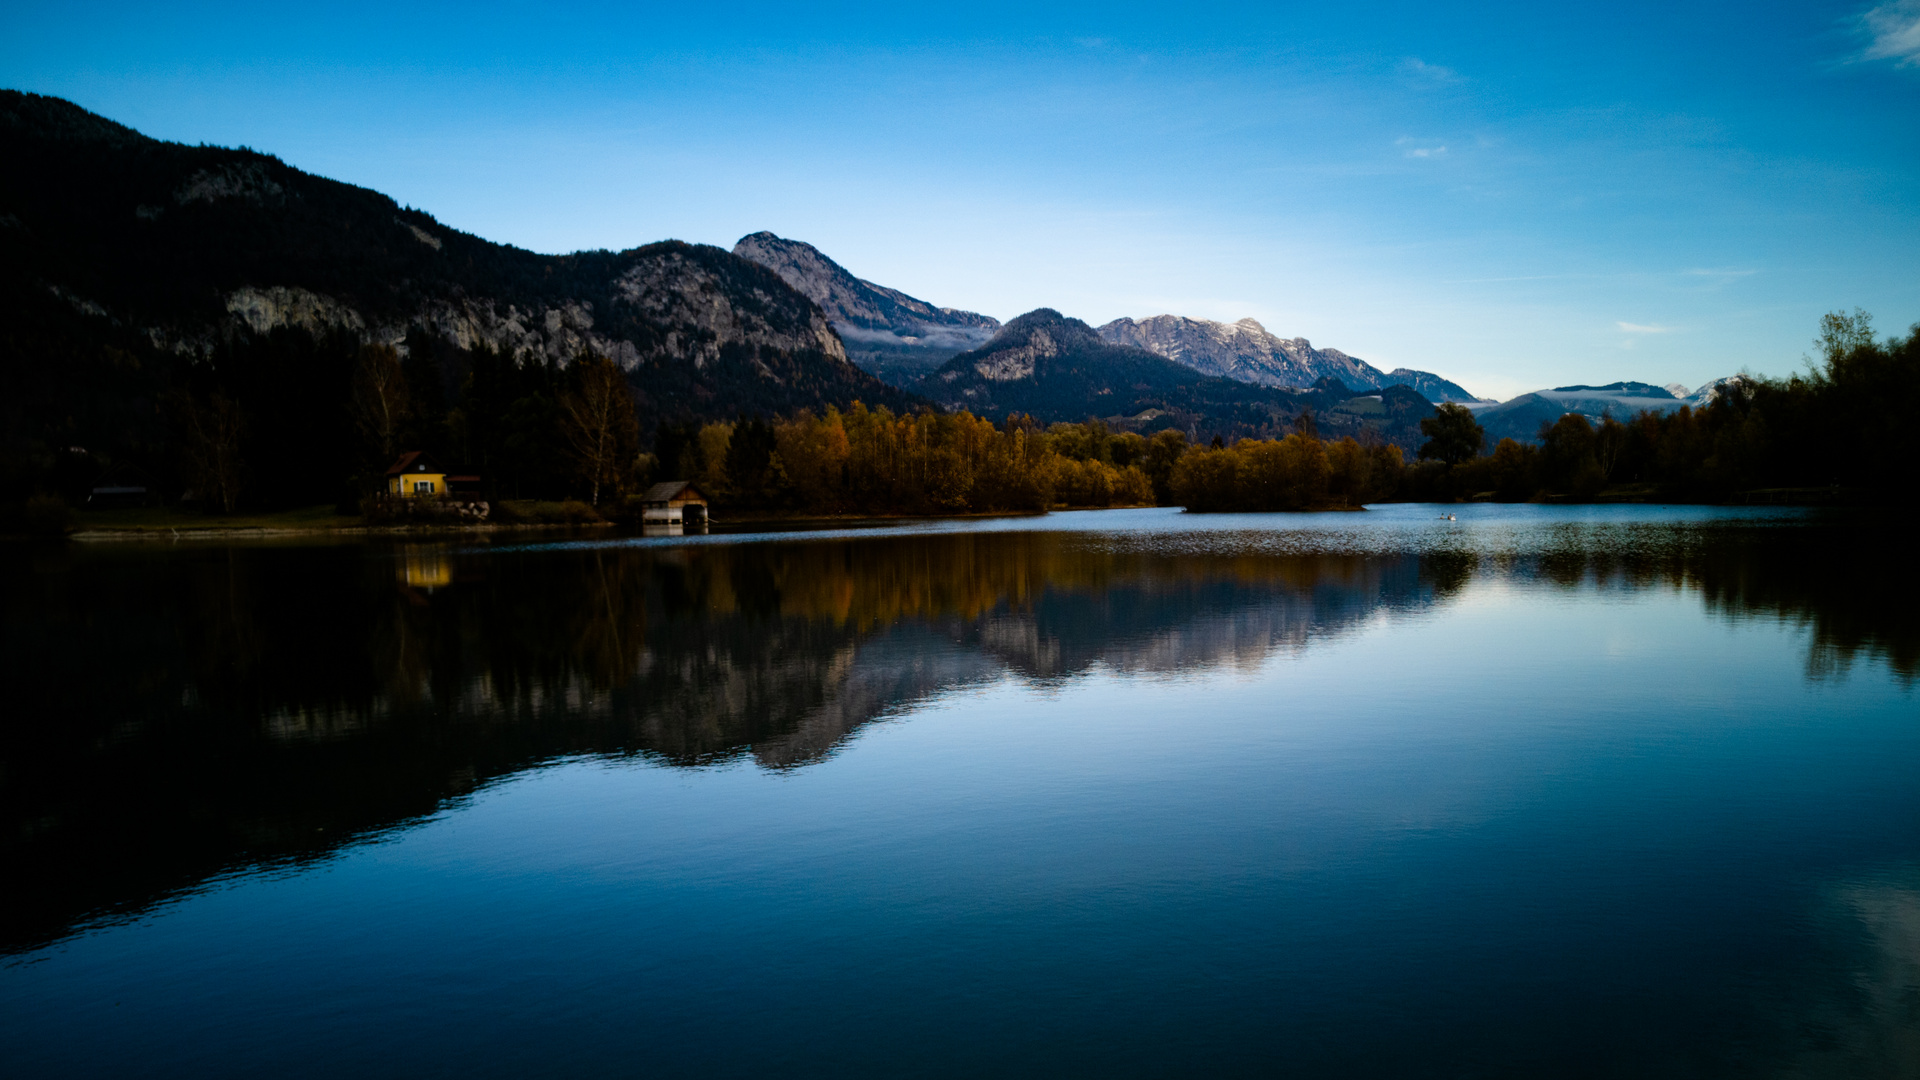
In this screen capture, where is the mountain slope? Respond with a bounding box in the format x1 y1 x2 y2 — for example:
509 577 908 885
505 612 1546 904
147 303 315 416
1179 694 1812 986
1096 315 1384 389
1096 314 1484 403
0 90 912 476
918 309 1435 449
1381 368 1487 404
732 232 998 387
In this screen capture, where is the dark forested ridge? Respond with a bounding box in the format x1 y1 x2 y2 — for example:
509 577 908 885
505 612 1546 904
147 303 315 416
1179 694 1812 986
0 90 913 513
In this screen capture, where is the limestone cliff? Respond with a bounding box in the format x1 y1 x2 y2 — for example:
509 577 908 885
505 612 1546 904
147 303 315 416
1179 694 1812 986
733 231 998 387
1098 314 1483 404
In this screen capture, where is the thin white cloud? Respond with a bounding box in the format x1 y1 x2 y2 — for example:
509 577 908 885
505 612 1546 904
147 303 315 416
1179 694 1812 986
1395 136 1448 159
1399 58 1461 83
1862 0 1920 65
1617 321 1677 334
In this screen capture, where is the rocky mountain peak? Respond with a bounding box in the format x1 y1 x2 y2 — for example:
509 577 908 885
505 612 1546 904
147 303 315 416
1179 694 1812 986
990 307 1098 343
1381 368 1487 405
1096 313 1385 391
957 309 1100 382
731 232 997 338
732 231 1000 387
919 306 1440 452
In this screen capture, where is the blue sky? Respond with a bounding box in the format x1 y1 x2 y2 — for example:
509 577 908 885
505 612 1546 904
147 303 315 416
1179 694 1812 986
4 1 1917 398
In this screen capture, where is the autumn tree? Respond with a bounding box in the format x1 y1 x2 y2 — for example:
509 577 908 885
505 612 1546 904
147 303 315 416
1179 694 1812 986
1487 438 1538 501
170 390 247 514
1418 403 1484 466
1169 445 1240 511
1324 437 1373 507
349 343 411 467
725 416 782 508
1595 413 1628 483
559 353 639 505
1538 413 1603 496
1142 429 1190 504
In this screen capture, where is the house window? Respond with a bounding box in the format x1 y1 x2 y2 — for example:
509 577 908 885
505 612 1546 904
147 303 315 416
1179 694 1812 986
414 481 434 494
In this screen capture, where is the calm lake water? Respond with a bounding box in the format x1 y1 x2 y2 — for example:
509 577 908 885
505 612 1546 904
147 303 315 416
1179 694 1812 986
3 504 1917 1077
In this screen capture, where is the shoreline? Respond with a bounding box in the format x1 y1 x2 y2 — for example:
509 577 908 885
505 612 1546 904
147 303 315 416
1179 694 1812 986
54 502 1110 543
59 507 1066 543
35 489 1860 544
67 520 612 543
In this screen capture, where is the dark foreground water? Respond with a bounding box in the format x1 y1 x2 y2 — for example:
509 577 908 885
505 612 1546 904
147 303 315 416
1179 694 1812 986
3 505 1917 1077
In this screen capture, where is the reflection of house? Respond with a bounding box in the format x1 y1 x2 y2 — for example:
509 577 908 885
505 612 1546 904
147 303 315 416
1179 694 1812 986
386 451 481 497
400 547 453 589
642 481 710 526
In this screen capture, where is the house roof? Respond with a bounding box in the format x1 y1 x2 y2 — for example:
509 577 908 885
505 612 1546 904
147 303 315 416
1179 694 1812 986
643 480 707 503
385 450 445 476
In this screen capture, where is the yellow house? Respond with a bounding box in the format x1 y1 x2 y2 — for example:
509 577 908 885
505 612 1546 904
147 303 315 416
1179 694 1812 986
386 450 448 497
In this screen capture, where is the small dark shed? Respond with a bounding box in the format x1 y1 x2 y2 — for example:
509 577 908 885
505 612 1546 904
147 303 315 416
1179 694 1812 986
641 481 710 525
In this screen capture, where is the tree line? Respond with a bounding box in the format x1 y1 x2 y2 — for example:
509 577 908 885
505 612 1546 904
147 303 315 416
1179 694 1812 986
12 309 1915 527
650 406 1167 516
1401 311 1918 504
1167 420 1407 511
151 329 1173 518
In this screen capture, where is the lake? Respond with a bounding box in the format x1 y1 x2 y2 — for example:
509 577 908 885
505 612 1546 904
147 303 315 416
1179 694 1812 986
3 504 1917 1077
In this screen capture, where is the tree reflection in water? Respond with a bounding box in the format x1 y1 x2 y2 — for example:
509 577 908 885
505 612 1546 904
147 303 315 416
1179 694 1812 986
0 517 1911 953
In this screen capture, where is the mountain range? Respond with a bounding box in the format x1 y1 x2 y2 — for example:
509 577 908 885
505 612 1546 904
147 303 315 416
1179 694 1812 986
916 308 1439 450
1094 315 1486 403
0 89 913 473
730 236 1489 405
2 89 1740 490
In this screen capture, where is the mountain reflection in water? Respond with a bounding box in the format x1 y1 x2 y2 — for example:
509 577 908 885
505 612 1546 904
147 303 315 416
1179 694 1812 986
0 513 1912 955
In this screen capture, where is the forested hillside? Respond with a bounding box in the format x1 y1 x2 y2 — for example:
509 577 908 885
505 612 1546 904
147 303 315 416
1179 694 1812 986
0 91 911 511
